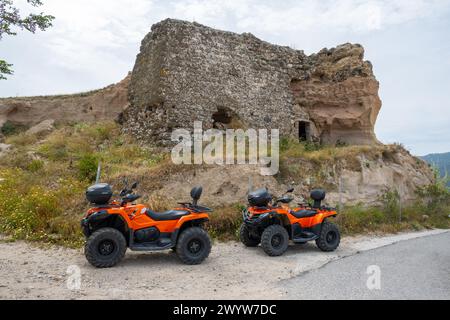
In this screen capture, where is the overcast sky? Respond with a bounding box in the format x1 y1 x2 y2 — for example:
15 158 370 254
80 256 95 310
1 0 449 155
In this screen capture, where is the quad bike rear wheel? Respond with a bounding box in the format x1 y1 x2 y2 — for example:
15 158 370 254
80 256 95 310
85 227 127 268
315 222 340 252
176 227 211 265
260 224 289 256
239 223 260 247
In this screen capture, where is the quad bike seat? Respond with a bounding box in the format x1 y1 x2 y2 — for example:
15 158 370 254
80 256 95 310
290 209 317 219
145 209 190 221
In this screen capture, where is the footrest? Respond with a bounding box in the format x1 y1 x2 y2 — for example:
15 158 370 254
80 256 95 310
130 240 174 251
293 232 318 243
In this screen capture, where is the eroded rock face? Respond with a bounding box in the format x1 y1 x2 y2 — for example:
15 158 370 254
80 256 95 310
0 75 130 129
326 150 434 206
0 143 12 158
26 119 55 136
122 19 381 145
145 147 433 207
290 44 381 144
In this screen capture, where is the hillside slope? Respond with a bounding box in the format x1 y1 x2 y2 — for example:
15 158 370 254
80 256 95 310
1 122 447 247
0 75 130 133
421 152 450 186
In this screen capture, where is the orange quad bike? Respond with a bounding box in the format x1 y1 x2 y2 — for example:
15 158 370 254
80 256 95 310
239 187 340 256
81 180 212 267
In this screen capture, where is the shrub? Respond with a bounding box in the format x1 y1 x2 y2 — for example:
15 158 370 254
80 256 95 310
27 159 44 172
415 173 449 210
336 205 387 234
206 204 243 240
5 132 38 146
38 135 68 161
1 121 18 136
304 141 322 152
378 187 400 221
77 153 98 181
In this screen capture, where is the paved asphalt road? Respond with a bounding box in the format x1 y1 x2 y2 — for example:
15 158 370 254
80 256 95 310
280 232 450 299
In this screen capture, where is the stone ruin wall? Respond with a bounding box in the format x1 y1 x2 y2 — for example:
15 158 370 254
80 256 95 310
122 19 382 146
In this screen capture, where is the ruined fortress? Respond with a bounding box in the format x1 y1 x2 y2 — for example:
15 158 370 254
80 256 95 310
121 19 381 146
1 19 382 147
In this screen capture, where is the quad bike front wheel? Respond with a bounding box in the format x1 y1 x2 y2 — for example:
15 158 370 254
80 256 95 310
239 223 260 247
176 227 211 265
85 228 127 268
315 222 340 252
260 224 289 256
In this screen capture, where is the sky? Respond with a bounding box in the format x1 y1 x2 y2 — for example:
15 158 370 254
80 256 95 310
0 0 449 156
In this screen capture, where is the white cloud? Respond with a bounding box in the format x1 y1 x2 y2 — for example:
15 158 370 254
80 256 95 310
169 0 449 34
37 0 159 72
8 0 447 74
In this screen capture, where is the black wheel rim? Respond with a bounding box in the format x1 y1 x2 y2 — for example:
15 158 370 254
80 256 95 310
188 239 203 254
98 240 115 256
271 234 283 248
326 231 337 244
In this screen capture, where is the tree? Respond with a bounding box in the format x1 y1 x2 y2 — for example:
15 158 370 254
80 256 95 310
0 0 54 79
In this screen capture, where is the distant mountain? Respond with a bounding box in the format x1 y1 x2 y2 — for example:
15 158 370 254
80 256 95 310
420 152 450 186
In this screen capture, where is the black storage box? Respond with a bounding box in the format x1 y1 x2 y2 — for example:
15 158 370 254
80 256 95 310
248 188 272 207
86 183 113 205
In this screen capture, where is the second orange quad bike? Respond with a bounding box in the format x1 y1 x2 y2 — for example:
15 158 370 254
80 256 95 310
240 187 340 256
81 180 212 267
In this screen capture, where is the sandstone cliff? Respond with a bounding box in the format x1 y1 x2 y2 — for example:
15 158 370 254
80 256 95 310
0 75 130 131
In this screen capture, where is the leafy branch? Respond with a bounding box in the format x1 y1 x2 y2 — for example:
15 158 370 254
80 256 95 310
0 0 54 79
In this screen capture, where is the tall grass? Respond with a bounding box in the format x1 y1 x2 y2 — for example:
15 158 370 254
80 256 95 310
0 121 167 246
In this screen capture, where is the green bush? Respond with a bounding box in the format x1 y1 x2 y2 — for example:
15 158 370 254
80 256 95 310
336 205 387 234
415 173 449 210
77 153 98 181
378 187 400 220
27 159 44 172
1 121 16 136
0 120 25 136
206 204 243 240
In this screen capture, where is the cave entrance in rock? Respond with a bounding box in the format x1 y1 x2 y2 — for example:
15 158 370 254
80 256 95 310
298 121 310 141
212 107 241 129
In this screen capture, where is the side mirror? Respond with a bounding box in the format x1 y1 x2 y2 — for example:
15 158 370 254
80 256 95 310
119 188 127 197
131 181 138 189
286 187 294 193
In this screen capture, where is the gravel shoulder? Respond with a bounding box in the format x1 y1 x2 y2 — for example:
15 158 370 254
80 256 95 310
0 229 447 300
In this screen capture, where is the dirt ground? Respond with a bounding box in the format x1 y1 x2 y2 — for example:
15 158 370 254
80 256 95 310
0 229 447 300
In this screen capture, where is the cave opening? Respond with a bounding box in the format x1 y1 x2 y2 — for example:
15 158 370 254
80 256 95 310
212 107 242 129
298 121 310 141
212 107 231 126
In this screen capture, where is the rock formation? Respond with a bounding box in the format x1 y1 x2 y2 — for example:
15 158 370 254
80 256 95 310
121 19 381 145
0 75 130 131
150 145 433 207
